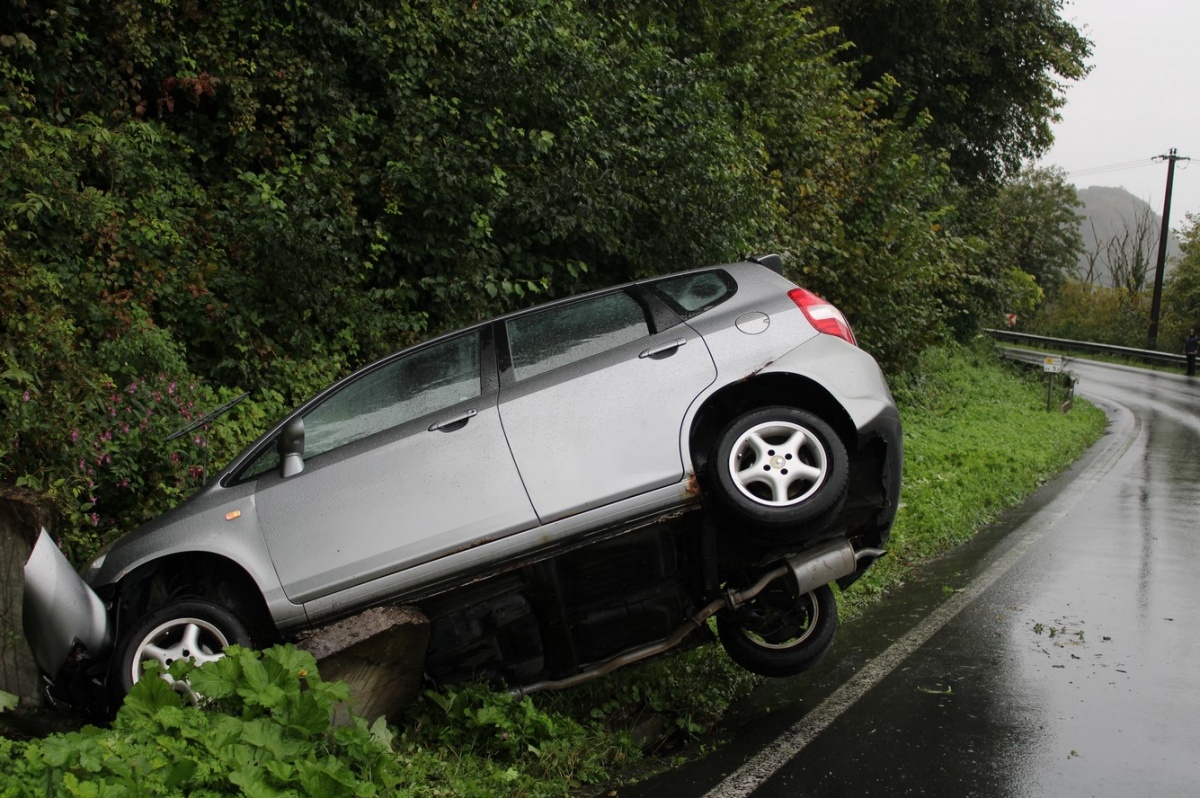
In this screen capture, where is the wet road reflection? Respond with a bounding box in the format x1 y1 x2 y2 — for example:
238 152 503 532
614 361 1200 797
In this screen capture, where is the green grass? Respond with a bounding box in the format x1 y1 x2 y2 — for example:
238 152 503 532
0 342 1109 797
839 342 1106 617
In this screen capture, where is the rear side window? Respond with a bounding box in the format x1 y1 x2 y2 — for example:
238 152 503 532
652 270 735 317
507 291 650 381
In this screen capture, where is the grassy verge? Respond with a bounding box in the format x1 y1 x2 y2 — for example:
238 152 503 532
0 342 1108 797
838 342 1106 618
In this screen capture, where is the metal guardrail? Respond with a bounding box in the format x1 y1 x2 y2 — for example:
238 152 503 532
984 329 1188 368
992 346 1078 412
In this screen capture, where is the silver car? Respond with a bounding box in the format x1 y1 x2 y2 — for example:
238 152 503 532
24 256 901 708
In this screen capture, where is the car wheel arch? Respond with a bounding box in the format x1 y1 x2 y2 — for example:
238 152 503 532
688 373 856 481
114 553 274 644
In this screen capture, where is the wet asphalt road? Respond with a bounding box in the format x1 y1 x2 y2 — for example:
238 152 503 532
613 359 1200 798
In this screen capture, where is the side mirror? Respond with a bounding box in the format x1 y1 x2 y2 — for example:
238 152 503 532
278 417 305 478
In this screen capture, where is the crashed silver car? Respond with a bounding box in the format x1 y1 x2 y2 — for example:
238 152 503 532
25 256 901 709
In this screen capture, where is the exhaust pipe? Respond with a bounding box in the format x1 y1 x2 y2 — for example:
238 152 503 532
513 539 879 696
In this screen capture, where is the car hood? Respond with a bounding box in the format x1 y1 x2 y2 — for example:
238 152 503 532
23 529 112 678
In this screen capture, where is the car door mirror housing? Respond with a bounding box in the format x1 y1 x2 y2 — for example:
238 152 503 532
278 417 305 478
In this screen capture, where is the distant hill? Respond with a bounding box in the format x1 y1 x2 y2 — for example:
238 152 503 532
1074 186 1181 286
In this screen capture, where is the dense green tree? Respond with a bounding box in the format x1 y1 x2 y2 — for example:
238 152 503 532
1161 214 1200 351
808 0 1091 183
985 166 1084 297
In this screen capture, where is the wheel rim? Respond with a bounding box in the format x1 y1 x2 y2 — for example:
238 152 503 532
129 616 231 692
734 587 820 650
727 420 828 507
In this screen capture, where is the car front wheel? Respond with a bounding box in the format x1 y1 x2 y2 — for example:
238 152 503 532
113 599 252 699
717 583 837 677
712 406 848 532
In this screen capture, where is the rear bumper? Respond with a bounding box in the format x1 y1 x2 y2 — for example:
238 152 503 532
22 530 112 679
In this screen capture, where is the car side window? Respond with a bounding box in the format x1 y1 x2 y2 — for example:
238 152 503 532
507 291 650 381
652 270 734 316
239 332 481 480
303 332 481 459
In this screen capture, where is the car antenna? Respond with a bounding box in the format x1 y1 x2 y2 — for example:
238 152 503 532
165 391 250 485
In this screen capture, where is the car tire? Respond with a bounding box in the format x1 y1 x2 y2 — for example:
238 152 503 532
712 406 848 532
717 583 837 677
112 599 252 699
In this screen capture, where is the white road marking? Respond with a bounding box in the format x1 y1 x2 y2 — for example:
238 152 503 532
704 396 1137 798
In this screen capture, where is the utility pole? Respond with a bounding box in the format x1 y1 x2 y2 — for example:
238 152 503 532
1147 148 1190 350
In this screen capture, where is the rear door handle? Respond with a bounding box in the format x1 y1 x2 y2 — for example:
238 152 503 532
639 338 688 359
429 408 477 432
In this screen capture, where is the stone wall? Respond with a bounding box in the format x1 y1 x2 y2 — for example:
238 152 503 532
0 491 51 705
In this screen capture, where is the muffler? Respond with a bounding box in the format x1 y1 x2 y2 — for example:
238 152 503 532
784 539 859 597
513 539 882 695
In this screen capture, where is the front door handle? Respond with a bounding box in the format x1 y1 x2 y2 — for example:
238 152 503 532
429 408 477 432
639 338 688 359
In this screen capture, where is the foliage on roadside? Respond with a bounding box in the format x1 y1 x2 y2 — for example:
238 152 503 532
1024 280 1150 348
1161 213 1200 348
0 644 638 797
1024 211 1200 354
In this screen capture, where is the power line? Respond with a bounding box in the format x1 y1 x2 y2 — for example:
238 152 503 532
1062 158 1157 178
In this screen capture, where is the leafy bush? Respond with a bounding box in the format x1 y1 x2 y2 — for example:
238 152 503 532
0 645 403 796
0 644 641 797
1025 280 1149 347
1161 214 1200 349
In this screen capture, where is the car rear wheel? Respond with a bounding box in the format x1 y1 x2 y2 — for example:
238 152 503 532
113 599 251 700
712 406 848 532
717 583 837 677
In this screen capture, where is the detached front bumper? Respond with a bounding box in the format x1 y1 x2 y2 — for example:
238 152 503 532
23 529 112 680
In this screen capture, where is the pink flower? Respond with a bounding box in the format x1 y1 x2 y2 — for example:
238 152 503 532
90 513 99 527
22 390 30 402
71 429 79 442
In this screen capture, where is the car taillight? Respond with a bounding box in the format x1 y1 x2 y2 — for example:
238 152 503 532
788 288 857 346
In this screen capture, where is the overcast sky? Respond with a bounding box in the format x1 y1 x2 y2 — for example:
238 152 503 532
1038 0 1200 234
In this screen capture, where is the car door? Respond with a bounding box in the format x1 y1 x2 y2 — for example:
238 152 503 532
250 329 538 604
498 288 717 523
